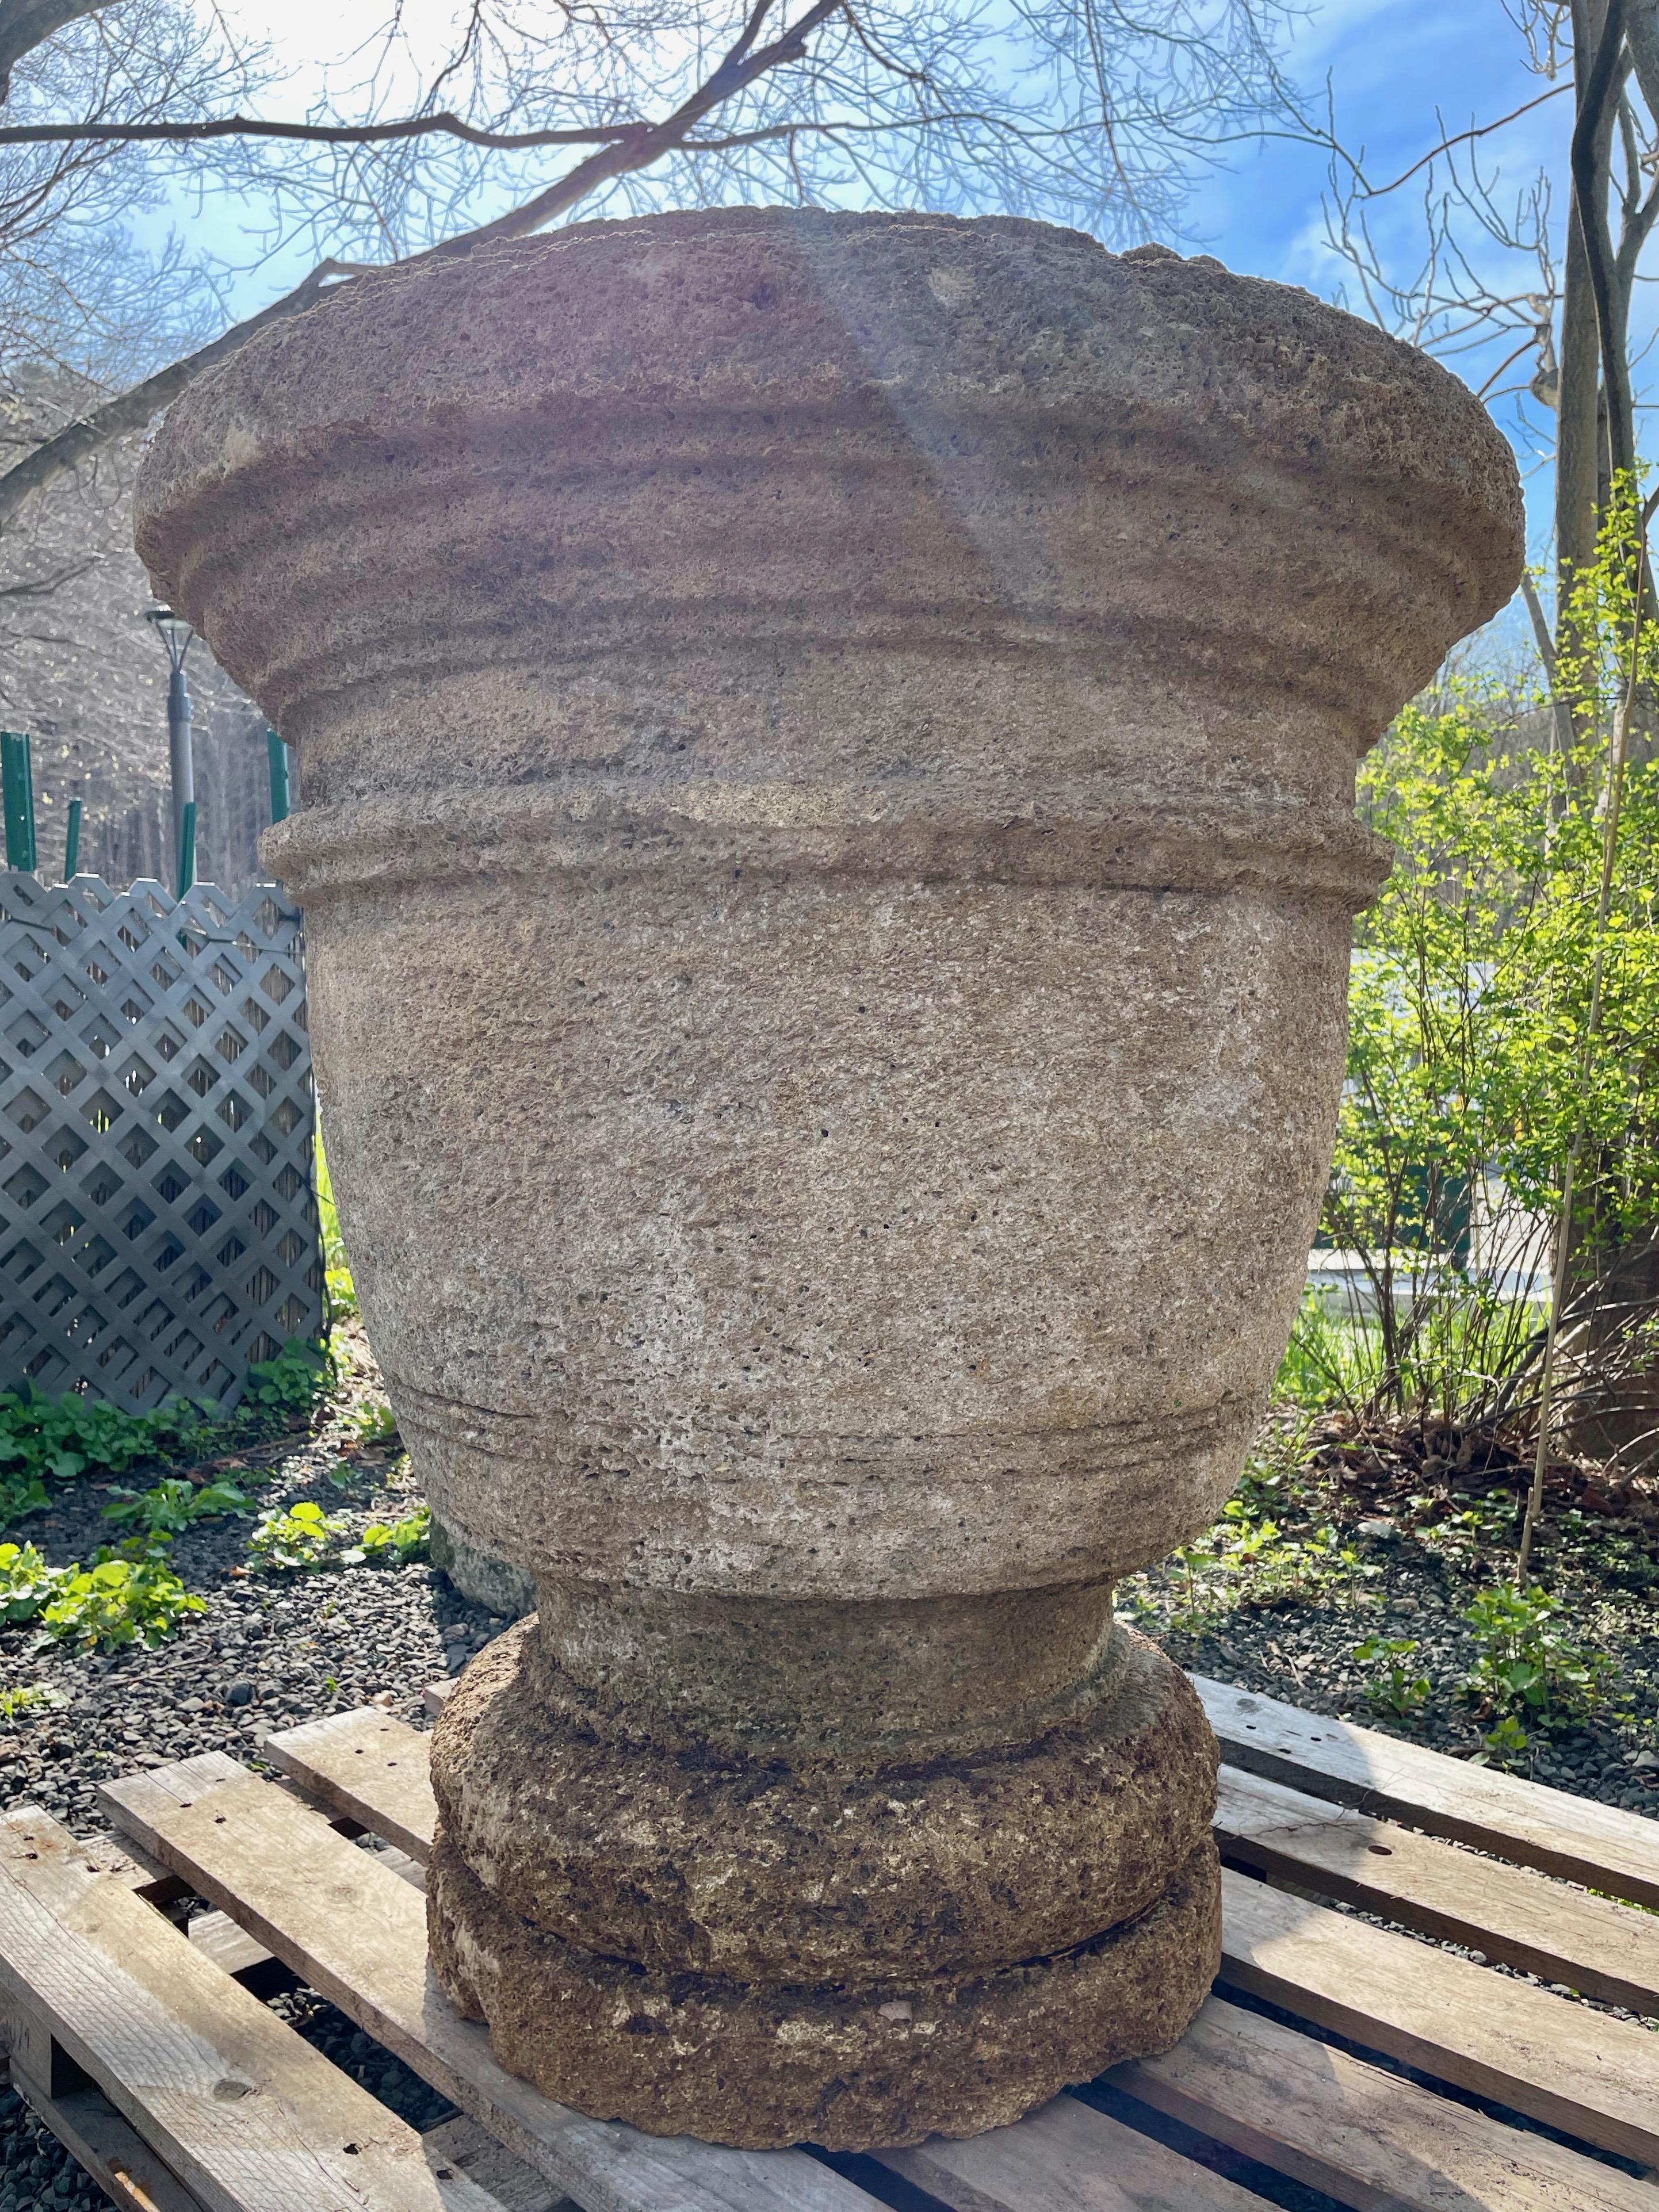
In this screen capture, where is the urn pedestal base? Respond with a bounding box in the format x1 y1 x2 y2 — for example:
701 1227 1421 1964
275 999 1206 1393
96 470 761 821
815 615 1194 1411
426 1609 1222 2150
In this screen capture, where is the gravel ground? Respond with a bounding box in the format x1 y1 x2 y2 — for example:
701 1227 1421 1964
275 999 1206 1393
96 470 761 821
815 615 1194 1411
0 1346 1654 2209
1130 1516 1659 1810
0 1327 495 2205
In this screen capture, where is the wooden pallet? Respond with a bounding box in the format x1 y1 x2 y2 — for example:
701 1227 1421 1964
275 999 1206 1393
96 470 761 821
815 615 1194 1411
0 1672 1650 2212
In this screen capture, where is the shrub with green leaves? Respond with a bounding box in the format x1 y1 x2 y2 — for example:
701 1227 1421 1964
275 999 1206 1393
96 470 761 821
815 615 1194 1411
1295 485 1659 1436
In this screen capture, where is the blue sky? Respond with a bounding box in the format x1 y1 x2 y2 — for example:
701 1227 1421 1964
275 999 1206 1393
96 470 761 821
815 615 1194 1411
1192 0 1562 562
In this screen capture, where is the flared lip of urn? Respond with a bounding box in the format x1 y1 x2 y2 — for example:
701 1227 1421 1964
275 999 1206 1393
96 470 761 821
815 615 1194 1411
135 204 1523 634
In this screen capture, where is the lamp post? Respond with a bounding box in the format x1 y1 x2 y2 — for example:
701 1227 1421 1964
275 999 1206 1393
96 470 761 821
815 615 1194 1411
146 605 195 889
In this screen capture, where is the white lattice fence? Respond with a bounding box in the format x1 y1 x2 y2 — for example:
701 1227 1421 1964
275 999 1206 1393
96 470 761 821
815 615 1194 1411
0 872 324 1410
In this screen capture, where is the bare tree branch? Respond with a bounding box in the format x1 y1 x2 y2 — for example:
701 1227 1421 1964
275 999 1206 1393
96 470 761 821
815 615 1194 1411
0 256 365 534
412 0 846 262
0 0 1314 538
0 0 97 104
0 2 847 522
0 112 638 151
1335 85 1570 201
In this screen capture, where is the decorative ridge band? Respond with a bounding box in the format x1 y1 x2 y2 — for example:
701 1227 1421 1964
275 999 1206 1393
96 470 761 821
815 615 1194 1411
266 786 1392 906
385 1371 1249 1469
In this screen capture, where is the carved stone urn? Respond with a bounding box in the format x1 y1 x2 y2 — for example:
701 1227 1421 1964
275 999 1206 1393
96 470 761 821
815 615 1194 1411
134 210 1522 2150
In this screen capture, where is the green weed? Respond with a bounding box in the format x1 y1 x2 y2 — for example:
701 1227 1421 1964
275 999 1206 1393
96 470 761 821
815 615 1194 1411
40 1547 204 1649
342 1504 429 1566
0 1543 59 1622
249 1500 347 1571
0 1537 201 1650
242 1340 334 1421
0 1390 206 1526
348 1400 399 1448
251 1497 429 1572
0 1682 66 1724
0 1340 334 1536
1353 1633 1431 1721
1461 1583 1615 1750
102 1476 253 1536
315 1140 358 1320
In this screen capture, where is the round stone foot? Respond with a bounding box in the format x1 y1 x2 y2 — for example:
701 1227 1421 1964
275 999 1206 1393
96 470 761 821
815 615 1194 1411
426 1615 1221 2147
429 1828 1220 2150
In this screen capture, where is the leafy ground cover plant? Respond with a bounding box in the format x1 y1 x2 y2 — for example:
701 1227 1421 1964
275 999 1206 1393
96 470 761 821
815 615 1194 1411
347 1400 399 1448
0 1543 59 1624
1149 1412 1378 1629
101 1476 254 1536
249 1499 428 1573
40 1548 205 1650
0 1537 201 1650
240 1340 335 1424
343 1505 430 1567
249 1501 348 1571
0 1682 67 1724
0 1392 208 1522
0 1340 332 1529
1302 491 1659 1461
1352 1633 1431 1721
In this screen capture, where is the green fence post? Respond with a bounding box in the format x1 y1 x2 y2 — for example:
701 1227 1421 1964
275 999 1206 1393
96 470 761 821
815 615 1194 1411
1 732 36 872
267 729 290 824
176 799 196 898
62 797 81 883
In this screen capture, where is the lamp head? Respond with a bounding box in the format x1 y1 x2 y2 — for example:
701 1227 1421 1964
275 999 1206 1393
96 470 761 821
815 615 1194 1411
144 604 194 669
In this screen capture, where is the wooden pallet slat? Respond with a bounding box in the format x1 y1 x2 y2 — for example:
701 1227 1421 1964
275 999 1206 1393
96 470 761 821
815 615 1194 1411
100 1756 889 2212
9 2017 211 2212
1215 1767 1659 2016
11 1693 1639 2212
0 1804 507 2212
265 1708 438 1861
1218 1866 1659 2168
421 2118 576 2212
264 1708 1659 2167
1115 1995 1659 2212
874 2088 1268 2211
1198 1677 1659 1909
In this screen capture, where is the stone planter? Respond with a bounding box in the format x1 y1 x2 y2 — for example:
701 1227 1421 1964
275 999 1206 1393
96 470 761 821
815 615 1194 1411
135 209 1522 2149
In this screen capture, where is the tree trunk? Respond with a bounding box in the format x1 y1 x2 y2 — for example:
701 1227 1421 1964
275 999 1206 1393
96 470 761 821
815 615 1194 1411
1558 0 1614 645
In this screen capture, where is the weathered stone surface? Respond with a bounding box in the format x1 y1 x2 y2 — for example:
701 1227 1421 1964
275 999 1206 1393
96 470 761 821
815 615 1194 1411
428 1827 1222 2152
431 1615 1215 1984
134 211 1522 1610
136 206 1523 2148
427 1515 536 1621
